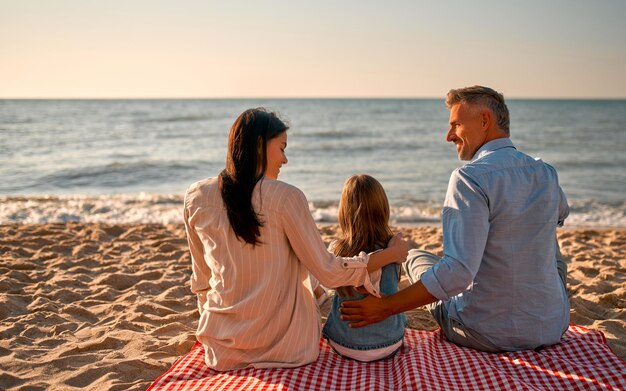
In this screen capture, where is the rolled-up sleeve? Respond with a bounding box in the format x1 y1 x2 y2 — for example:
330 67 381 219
421 169 489 300
281 188 381 297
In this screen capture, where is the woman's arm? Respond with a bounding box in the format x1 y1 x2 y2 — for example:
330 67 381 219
281 187 407 296
183 189 212 314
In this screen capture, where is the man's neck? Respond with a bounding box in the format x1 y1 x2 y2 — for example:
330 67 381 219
484 128 509 144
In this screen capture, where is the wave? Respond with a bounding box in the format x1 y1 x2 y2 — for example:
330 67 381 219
1 195 623 227
140 115 215 123
29 161 212 190
0 194 184 224
566 199 626 227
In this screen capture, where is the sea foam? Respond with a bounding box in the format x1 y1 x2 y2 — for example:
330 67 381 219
1 194 624 228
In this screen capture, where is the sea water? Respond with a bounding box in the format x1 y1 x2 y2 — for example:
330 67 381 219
1 99 625 227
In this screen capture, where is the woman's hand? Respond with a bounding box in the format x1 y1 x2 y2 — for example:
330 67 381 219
387 233 409 264
366 234 409 273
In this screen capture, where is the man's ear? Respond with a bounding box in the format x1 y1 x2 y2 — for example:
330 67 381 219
480 110 492 131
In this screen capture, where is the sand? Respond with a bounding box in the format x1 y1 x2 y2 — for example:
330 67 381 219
0 223 624 390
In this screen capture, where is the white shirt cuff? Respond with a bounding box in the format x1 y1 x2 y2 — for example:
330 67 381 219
339 251 382 298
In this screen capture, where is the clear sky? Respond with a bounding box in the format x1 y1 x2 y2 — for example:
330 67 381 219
1 0 625 98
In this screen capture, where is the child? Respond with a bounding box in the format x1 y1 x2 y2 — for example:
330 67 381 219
322 174 407 362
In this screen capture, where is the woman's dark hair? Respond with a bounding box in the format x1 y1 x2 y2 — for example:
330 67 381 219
219 108 289 246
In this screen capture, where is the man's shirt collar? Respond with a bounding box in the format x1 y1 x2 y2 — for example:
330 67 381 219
471 137 515 162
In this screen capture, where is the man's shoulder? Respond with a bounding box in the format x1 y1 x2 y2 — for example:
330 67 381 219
464 146 544 175
453 147 561 194
455 157 494 180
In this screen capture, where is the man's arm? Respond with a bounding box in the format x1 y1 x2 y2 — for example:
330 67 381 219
341 168 489 327
339 280 437 328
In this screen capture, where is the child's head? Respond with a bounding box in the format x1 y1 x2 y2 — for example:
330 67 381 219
333 174 394 298
335 174 393 256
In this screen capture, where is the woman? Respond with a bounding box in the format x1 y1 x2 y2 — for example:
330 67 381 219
183 108 407 371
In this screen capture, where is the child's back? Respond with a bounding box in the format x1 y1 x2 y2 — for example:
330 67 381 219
321 174 407 362
323 262 406 361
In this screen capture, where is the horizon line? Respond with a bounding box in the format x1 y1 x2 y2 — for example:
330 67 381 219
2 96 626 101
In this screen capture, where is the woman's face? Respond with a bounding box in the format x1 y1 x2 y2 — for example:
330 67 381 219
265 132 288 179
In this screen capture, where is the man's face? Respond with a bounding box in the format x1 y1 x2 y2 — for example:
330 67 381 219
446 103 486 161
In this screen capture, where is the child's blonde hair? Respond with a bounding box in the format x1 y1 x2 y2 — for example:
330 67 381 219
332 174 394 296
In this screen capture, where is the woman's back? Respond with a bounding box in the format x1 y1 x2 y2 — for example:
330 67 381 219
185 177 322 370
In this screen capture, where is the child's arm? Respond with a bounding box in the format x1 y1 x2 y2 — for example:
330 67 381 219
366 234 407 273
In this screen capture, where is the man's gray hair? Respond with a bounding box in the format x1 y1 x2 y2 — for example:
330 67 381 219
446 86 510 133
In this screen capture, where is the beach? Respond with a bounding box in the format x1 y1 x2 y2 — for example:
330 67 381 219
0 223 624 390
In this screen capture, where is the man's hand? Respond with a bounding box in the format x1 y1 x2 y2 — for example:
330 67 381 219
342 281 438 328
339 291 393 328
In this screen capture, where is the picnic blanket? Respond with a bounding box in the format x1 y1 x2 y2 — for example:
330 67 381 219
148 325 626 390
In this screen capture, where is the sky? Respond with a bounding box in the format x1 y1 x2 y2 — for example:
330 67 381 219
1 0 625 99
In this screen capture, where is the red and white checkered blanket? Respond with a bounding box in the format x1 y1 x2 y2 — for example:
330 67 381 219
148 325 626 390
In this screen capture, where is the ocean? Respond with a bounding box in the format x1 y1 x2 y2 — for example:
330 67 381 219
1 99 625 227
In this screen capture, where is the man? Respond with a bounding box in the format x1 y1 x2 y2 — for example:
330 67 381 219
340 85 570 352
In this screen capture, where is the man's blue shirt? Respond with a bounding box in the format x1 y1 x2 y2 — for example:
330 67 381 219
420 138 570 350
